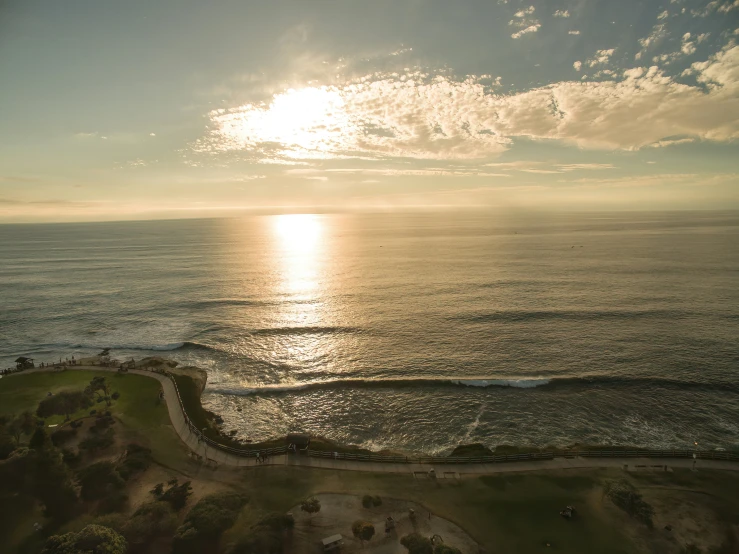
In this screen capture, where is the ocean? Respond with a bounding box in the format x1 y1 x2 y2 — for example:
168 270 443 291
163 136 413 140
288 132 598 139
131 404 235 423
1 211 738 454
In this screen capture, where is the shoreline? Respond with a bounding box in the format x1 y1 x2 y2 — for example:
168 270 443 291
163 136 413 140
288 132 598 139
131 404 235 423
4 361 739 468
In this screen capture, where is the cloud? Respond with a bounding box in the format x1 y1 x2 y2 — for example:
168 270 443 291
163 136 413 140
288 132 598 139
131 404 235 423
194 44 739 160
556 164 615 171
569 30 581 35
514 6 535 17
648 137 696 147
573 61 583 71
657 10 669 19
511 24 541 39
553 9 570 17
636 24 668 60
587 49 615 67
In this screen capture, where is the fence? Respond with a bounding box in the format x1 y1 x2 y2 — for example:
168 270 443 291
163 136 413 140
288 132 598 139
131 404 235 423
151 368 739 466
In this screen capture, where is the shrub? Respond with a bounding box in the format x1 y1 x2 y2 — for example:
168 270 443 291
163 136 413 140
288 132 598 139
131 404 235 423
372 495 382 506
29 427 51 450
0 432 15 459
352 520 375 545
227 513 294 554
123 501 178 553
362 494 373 508
152 479 193 511
401 533 433 554
42 524 126 554
61 447 81 467
172 492 247 554
79 428 115 452
77 461 124 501
116 443 152 480
603 480 655 528
37 391 92 420
51 428 77 447
300 497 321 524
111 392 120 400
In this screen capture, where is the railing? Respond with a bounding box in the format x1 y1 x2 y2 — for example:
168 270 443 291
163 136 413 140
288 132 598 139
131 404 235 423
137 368 739 466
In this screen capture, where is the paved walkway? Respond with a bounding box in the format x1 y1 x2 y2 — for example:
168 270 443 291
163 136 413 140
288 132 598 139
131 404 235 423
6 366 739 476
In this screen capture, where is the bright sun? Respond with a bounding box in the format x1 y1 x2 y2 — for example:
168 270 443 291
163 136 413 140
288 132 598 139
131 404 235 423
219 87 348 158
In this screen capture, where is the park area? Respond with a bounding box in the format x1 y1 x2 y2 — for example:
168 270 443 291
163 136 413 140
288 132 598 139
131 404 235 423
1 369 738 554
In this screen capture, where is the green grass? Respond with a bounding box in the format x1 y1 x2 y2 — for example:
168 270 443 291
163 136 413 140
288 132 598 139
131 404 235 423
0 370 188 468
231 467 642 554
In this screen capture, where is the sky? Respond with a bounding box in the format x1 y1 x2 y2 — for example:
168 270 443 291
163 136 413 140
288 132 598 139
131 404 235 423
1 0 738 222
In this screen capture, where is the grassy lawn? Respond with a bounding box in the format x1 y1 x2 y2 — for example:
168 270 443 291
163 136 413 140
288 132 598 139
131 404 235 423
0 370 188 468
228 466 641 554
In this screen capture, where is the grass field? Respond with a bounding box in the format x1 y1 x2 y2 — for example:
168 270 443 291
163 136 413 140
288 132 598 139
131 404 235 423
0 370 188 468
226 466 636 553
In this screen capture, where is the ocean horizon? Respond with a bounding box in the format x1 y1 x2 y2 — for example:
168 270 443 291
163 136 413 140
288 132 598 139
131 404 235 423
2 211 738 454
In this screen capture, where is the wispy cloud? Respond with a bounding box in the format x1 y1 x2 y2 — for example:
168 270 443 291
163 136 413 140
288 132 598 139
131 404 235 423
553 10 570 18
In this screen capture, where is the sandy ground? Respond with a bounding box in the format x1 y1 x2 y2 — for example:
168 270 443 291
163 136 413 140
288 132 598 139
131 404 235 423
287 494 480 554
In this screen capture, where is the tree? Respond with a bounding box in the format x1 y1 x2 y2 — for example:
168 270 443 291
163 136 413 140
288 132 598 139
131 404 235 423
86 376 112 407
151 478 193 511
352 520 375 546
300 497 321 525
227 513 294 554
172 492 247 554
77 461 125 501
37 391 91 420
400 533 433 554
122 501 178 553
29 427 50 450
7 411 36 445
42 524 126 554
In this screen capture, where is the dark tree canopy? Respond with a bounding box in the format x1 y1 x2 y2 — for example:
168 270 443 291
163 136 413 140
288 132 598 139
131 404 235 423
42 524 126 554
77 461 125 501
352 520 376 544
301 497 321 515
37 391 91 419
401 533 434 554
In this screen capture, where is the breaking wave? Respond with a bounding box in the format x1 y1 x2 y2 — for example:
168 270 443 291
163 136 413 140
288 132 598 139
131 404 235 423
207 375 739 397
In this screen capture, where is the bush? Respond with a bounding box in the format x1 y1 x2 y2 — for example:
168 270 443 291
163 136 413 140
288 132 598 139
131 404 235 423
172 492 248 554
116 444 152 480
151 479 193 511
362 494 373 508
0 432 15 459
61 447 81 467
29 427 50 450
111 391 120 400
227 513 294 554
603 480 655 528
37 391 92 420
401 533 433 554
372 495 382 506
42 524 126 554
122 501 178 553
79 428 115 452
77 461 124 501
51 428 77 447
352 520 375 544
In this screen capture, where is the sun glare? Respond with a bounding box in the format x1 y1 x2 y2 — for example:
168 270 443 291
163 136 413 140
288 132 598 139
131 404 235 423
216 87 349 158
272 214 323 295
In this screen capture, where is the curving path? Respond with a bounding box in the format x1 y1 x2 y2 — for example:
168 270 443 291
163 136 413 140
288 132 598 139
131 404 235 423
6 365 739 475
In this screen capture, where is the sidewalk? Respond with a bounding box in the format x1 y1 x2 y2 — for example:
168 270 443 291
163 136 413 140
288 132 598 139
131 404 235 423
7 366 739 475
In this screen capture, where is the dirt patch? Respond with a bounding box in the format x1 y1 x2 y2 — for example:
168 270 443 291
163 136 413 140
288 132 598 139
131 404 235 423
287 493 480 554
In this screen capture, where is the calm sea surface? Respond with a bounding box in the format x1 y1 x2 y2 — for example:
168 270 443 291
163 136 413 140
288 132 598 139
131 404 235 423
1 212 738 453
